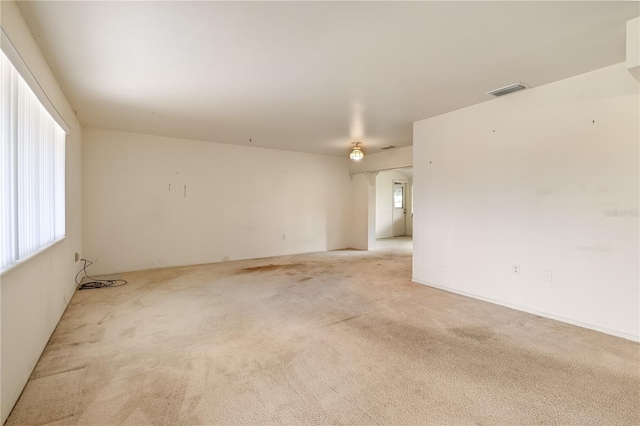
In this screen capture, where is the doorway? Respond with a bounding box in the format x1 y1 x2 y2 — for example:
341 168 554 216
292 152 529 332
375 168 413 240
392 181 408 236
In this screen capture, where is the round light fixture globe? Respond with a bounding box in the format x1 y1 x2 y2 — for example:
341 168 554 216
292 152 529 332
350 143 364 161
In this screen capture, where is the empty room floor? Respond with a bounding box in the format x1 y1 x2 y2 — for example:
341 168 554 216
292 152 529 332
7 243 639 425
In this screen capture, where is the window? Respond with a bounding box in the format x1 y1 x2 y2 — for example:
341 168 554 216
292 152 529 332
394 183 404 208
1 50 65 271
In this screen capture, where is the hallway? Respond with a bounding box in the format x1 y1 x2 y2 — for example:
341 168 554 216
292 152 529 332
375 236 412 254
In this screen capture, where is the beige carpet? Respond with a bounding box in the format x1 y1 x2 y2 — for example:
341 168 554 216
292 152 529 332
6 239 640 425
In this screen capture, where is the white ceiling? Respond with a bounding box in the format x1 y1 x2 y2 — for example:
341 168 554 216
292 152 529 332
396 168 413 181
17 1 639 156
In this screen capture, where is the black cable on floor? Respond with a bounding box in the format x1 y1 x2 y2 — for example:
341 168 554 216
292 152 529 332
75 259 127 290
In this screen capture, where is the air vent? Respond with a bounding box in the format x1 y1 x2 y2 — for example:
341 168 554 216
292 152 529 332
486 83 527 97
380 145 396 150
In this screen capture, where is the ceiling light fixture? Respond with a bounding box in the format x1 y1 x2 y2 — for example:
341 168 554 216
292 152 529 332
349 142 364 161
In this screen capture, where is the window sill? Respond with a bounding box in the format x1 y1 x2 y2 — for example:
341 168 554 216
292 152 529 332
1 236 67 276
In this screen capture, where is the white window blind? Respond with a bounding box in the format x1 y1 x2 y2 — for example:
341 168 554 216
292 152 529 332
1 50 65 271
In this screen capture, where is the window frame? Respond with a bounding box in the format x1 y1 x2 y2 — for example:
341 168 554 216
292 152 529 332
1 32 69 274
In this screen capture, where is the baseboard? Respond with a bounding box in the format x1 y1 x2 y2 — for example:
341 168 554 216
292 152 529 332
411 278 640 343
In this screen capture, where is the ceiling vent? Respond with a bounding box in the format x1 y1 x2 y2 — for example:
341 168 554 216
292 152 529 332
486 83 527 97
380 145 396 150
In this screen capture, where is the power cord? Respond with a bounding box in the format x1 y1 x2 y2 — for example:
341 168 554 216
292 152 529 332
75 259 127 290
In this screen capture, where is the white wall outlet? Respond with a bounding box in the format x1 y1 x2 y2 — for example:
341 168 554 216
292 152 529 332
544 270 553 282
512 264 520 275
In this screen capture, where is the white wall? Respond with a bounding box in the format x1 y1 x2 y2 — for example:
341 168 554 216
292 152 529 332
406 182 413 237
350 173 370 250
627 17 639 81
376 170 411 239
413 63 639 341
82 128 353 275
0 1 83 422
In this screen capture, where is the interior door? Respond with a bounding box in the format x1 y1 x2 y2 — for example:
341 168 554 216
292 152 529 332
392 181 407 237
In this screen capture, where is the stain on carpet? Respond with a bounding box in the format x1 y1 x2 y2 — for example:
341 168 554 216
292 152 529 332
450 327 494 341
324 314 363 327
235 263 304 274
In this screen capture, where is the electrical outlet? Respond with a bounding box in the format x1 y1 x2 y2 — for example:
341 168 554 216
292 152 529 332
544 270 553 282
75 252 80 262
512 264 520 275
